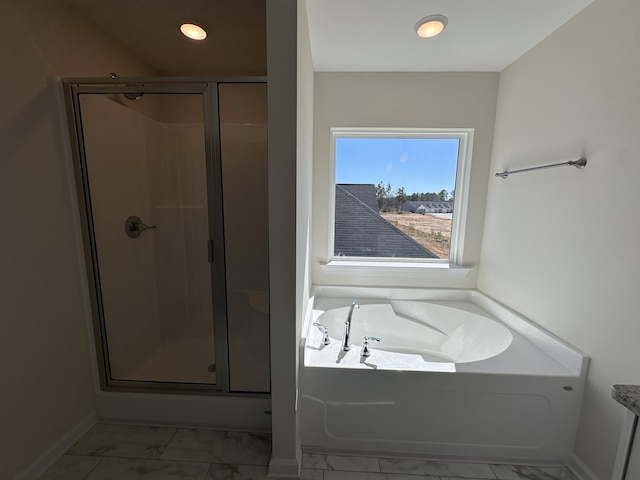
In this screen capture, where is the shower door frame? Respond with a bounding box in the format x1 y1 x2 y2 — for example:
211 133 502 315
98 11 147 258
63 77 268 396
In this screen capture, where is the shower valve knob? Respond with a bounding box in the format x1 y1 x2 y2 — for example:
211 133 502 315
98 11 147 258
125 215 157 238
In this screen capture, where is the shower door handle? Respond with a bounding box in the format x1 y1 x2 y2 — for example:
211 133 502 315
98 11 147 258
125 215 157 238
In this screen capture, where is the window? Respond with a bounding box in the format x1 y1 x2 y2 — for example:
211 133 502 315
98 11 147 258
327 128 473 273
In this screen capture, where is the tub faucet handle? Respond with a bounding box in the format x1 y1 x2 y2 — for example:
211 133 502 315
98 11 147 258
313 322 331 345
361 336 382 357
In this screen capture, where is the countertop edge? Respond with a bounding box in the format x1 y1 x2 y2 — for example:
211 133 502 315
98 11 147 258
612 384 640 416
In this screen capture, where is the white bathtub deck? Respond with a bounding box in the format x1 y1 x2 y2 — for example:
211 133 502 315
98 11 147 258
306 299 578 377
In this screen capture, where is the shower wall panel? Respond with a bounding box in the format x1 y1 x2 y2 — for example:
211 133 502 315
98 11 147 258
145 116 215 383
219 83 270 393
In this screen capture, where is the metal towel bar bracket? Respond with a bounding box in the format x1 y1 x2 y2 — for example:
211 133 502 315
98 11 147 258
495 157 587 179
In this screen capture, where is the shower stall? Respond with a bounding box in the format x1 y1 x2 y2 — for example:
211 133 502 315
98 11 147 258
64 78 270 395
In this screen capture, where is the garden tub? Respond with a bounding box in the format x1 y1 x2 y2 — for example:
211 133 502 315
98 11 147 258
299 287 588 465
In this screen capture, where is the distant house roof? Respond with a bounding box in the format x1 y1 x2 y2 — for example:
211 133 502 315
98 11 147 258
334 184 437 258
402 201 454 212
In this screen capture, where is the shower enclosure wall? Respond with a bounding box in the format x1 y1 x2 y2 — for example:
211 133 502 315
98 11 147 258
64 79 269 395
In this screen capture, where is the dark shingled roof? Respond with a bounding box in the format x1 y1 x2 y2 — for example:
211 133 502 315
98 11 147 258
338 184 379 212
334 184 437 258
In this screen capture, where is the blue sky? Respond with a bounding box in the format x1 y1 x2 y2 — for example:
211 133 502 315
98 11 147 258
335 137 459 195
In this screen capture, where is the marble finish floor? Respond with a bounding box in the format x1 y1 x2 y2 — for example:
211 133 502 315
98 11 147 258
38 423 579 480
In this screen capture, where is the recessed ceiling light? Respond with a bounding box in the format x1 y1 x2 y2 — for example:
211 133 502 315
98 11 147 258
180 23 207 40
415 15 448 38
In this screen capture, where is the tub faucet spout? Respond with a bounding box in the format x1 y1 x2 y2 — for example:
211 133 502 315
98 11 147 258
343 300 359 351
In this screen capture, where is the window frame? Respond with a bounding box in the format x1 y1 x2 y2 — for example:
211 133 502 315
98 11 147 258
324 127 474 276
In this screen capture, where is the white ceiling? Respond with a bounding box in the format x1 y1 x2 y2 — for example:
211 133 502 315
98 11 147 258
305 0 595 72
58 0 594 75
61 0 267 76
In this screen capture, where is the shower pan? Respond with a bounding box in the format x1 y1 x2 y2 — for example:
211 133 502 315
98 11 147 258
63 78 270 395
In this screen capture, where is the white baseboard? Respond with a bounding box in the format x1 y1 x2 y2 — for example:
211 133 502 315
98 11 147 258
267 457 300 479
14 412 96 480
569 453 601 480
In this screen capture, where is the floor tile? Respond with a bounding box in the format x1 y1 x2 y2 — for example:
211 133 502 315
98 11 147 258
84 457 209 479
206 463 269 479
161 429 271 465
67 423 176 459
43 425 581 480
323 472 439 480
491 464 578 480
379 458 496 478
302 453 380 472
300 469 324 480
37 455 101 480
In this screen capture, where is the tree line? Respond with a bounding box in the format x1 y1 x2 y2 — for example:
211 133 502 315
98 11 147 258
375 181 454 212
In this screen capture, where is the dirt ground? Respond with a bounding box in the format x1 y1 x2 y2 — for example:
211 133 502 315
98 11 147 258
381 212 452 259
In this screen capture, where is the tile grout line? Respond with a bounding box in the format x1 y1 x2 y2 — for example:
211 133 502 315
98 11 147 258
488 462 499 480
80 456 104 480
202 461 213 480
158 427 180 460
71 453 217 464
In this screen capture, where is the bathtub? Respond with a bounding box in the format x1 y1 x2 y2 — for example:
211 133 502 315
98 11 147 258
299 287 588 465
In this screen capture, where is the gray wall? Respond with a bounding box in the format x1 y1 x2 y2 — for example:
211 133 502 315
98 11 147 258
478 0 640 477
297 0 315 344
0 1 153 478
312 72 499 288
0 0 280 477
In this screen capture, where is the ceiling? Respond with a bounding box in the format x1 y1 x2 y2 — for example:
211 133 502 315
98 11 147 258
61 0 267 76
305 0 595 72
59 0 594 75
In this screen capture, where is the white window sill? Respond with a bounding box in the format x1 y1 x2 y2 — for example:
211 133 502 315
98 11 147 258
320 260 472 278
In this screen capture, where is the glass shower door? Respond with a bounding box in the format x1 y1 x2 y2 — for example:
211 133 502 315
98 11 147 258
77 91 218 387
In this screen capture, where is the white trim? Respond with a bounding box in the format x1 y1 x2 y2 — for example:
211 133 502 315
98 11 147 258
450 128 473 265
321 260 472 278
569 453 602 480
267 457 300 478
611 409 637 480
14 412 96 480
327 128 338 258
54 77 104 394
327 127 474 269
